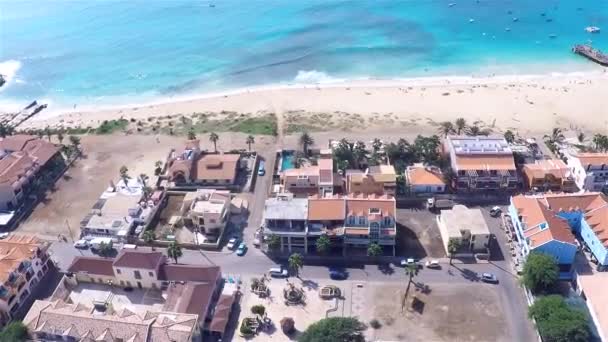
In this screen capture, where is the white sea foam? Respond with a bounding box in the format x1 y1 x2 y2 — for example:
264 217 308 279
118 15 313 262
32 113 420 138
293 70 344 84
0 60 22 88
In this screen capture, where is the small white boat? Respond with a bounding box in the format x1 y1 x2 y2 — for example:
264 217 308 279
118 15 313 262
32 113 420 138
469 18 475 23
505 27 511 32
549 33 557 39
585 26 600 33
512 17 519 22
448 3 456 7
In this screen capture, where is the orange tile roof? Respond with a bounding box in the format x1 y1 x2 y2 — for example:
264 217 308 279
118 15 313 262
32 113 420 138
0 135 60 165
308 198 345 221
511 195 576 246
585 206 608 247
345 194 395 218
195 154 239 182
0 235 45 283
544 193 607 212
454 154 516 171
406 166 445 186
522 159 571 180
575 153 608 168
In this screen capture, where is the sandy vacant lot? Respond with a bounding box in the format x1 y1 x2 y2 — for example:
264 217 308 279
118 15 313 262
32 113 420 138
361 283 510 342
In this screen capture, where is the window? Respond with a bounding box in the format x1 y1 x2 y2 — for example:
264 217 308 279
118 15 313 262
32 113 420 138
116 269 121 274
358 216 365 225
437 186 442 191
369 208 380 215
348 216 355 225
148 272 154 277
383 216 392 226
134 271 142 279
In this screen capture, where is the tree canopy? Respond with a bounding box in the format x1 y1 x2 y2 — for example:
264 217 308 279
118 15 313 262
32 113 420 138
522 252 559 294
529 295 589 342
0 321 28 341
299 317 366 342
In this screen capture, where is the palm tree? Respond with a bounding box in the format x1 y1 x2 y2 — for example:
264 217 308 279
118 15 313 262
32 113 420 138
455 117 467 135
246 135 255 151
503 130 515 144
267 234 281 251
167 242 183 264
44 126 52 141
465 125 482 136
139 173 148 187
154 160 163 176
209 132 219 152
288 253 303 278
367 243 383 257
593 134 608 152
353 141 368 168
69 135 81 150
315 235 331 255
448 239 462 265
119 165 130 187
577 132 585 144
142 230 155 244
544 127 565 145
404 263 419 299
0 123 14 138
187 127 196 141
57 130 65 144
299 132 314 156
437 121 455 137
372 138 383 153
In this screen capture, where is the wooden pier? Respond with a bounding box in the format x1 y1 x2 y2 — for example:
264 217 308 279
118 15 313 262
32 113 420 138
572 44 608 66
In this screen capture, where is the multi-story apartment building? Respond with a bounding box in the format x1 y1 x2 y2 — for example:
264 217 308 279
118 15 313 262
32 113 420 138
522 159 576 192
0 235 51 327
565 152 608 192
507 194 605 278
262 193 397 255
445 136 518 192
280 157 335 198
344 165 397 196
0 135 63 211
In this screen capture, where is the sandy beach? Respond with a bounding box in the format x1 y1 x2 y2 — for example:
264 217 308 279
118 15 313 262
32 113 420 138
22 72 608 135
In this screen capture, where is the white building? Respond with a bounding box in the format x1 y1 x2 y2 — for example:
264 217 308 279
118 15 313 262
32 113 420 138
81 178 154 238
565 152 608 192
437 205 491 254
180 189 230 236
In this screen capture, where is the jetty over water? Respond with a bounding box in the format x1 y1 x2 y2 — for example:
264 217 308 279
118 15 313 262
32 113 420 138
573 44 608 66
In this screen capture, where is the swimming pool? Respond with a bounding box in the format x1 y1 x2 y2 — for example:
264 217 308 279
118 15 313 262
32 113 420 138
281 151 295 171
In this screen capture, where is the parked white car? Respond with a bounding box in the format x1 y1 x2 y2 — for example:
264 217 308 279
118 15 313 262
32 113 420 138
425 260 441 269
227 237 239 250
74 240 89 249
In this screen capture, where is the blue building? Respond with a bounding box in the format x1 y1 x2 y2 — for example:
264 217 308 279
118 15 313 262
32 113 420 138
509 195 578 279
509 193 608 276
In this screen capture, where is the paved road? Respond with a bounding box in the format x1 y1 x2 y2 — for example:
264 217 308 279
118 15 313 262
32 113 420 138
49 197 535 342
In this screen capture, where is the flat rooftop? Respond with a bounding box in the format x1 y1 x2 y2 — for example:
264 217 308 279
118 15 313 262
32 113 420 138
440 205 490 237
447 136 512 155
264 195 308 220
68 282 165 316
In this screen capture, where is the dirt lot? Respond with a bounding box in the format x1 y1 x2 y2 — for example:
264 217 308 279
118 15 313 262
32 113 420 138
397 208 447 259
16 132 276 241
361 283 510 342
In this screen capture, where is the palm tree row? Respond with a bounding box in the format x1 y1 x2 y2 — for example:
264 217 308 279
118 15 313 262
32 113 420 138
592 133 608 152
437 117 492 137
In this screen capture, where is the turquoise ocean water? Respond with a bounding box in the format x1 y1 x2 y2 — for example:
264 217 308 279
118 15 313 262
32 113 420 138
1 0 607 110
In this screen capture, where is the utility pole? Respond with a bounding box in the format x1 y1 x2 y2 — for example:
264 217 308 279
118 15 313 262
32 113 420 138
65 219 75 243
